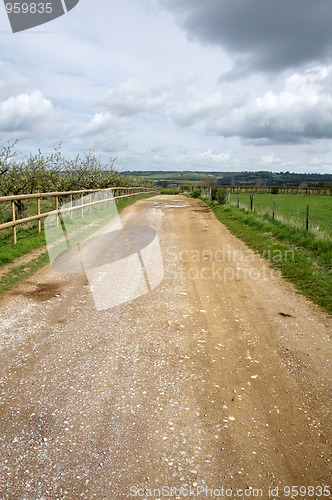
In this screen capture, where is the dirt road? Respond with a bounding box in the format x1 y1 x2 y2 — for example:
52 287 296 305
0 195 331 499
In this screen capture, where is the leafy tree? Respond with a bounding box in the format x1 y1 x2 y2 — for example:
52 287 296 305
0 140 18 177
0 141 123 218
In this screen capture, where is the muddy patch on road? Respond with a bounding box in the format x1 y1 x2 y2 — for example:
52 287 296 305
13 281 65 302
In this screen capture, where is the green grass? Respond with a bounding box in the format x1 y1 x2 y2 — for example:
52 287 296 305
0 253 50 296
0 231 46 265
229 193 332 237
0 193 158 295
203 198 332 315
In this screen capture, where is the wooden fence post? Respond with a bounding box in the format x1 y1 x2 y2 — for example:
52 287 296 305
306 205 309 231
55 196 59 227
0 188 155 244
37 197 41 233
237 196 240 208
250 194 253 211
11 201 17 245
70 194 73 219
273 199 275 220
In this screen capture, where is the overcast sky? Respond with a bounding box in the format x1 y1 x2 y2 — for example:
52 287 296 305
1 0 332 173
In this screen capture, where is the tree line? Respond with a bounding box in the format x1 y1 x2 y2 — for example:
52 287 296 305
0 140 142 217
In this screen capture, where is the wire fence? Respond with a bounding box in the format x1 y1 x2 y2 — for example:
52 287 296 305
229 193 332 238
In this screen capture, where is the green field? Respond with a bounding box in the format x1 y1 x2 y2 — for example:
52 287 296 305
128 171 210 185
126 170 332 188
229 193 332 237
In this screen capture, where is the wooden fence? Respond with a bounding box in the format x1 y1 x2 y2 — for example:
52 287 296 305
0 187 158 244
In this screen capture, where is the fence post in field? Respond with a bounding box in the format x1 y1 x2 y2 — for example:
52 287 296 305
250 194 253 211
11 201 17 245
306 205 309 231
273 199 275 220
81 193 84 218
37 197 41 233
237 196 240 208
227 192 230 204
55 196 59 227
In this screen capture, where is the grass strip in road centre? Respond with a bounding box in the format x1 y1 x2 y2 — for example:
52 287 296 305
0 193 157 296
203 199 332 316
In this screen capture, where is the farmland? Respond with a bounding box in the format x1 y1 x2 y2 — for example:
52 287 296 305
126 170 332 188
228 192 332 237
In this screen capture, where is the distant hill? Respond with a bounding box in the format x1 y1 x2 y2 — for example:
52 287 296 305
122 170 332 187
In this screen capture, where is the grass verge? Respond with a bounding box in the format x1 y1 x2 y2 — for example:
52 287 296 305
203 198 332 315
0 253 50 297
0 193 157 296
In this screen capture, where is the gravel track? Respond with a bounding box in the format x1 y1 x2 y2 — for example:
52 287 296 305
0 195 331 499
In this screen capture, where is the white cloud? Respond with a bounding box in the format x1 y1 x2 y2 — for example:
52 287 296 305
190 149 230 164
171 93 229 126
0 61 27 100
207 66 332 143
76 112 128 152
170 91 248 127
261 153 282 165
81 112 128 136
152 148 231 169
100 78 183 117
0 90 55 134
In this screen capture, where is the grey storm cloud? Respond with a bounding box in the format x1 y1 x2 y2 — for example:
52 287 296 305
161 0 332 76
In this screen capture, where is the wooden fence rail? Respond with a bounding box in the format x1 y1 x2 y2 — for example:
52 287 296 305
0 187 158 244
